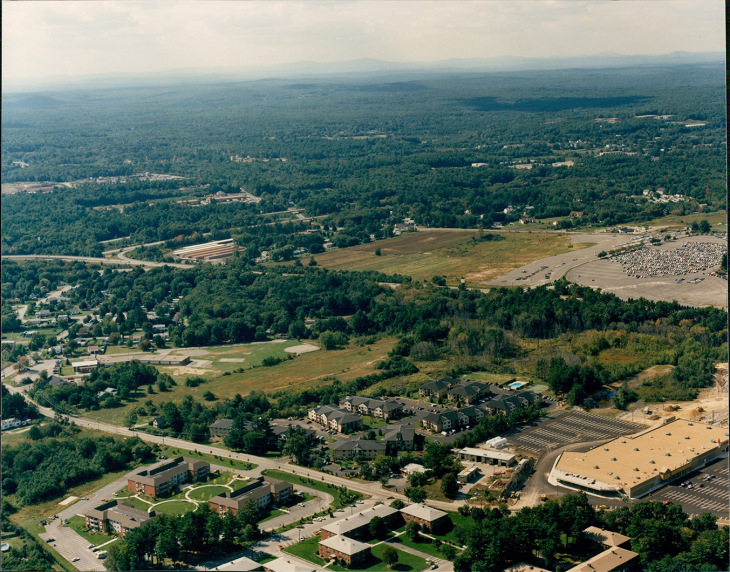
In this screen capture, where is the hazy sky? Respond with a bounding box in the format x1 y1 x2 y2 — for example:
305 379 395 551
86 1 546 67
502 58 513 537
2 0 725 85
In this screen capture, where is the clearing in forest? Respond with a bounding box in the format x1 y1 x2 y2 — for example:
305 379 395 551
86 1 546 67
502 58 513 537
311 229 581 284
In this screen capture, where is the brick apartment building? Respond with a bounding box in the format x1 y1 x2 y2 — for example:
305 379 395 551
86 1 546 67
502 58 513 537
208 477 293 516
127 457 209 497
318 535 371 567
400 503 449 533
84 501 156 537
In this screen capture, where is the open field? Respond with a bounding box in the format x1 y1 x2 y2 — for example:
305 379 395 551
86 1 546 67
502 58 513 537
308 229 586 284
637 210 727 231
565 235 727 308
80 339 393 425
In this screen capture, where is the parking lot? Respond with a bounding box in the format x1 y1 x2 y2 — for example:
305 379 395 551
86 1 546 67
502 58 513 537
506 410 643 454
642 458 729 518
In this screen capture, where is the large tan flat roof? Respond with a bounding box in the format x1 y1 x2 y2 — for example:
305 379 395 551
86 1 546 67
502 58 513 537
554 419 728 493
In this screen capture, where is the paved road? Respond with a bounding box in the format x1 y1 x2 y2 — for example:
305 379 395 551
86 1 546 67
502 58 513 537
2 254 188 270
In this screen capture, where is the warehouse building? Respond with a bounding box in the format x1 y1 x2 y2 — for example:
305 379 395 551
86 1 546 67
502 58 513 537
550 419 728 499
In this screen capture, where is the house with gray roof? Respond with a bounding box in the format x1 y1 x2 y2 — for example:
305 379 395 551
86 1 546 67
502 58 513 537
331 437 386 461
308 405 363 434
382 424 415 451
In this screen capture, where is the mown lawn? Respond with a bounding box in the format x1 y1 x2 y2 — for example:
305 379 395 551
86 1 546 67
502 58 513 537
187 485 230 501
282 535 326 565
152 500 198 516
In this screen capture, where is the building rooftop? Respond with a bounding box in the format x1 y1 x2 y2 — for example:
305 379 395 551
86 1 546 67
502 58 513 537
583 526 631 548
554 419 729 494
319 534 370 556
264 556 317 572
321 505 398 537
565 547 639 572
401 503 447 522
456 447 516 462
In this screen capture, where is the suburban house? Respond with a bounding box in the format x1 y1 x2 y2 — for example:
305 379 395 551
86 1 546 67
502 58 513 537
47 375 69 387
401 463 427 476
418 378 454 399
320 505 401 540
400 503 450 534
382 424 415 451
447 381 489 405
331 438 387 461
341 396 403 420
484 391 538 415
208 477 293 515
127 457 209 497
318 535 371 568
152 415 167 429
308 406 363 434
209 418 234 438
84 501 156 537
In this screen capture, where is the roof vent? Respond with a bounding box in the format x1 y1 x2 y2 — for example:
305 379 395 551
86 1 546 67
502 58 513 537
666 432 671 436
685 436 690 439
649 460 655 464
594 465 599 469
634 448 639 451
687 422 693 426
615 476 620 480
665 452 671 456
604 447 609 451
633 467 639 471
611 457 617 461
621 440 627 443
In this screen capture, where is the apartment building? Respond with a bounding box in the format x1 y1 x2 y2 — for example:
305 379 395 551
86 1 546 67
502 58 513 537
127 457 209 497
208 477 293 516
308 405 363 434
400 503 450 534
341 396 403 420
84 501 156 537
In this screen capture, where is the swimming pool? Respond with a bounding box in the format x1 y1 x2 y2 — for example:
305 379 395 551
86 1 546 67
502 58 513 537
507 381 527 390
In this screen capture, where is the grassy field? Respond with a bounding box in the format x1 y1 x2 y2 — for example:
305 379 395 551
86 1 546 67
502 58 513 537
282 534 327 565
79 339 394 425
308 229 586 285
262 470 365 509
153 500 197 516
187 485 230 501
636 209 726 230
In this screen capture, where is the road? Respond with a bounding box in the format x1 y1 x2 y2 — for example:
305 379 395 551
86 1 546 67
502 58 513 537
2 254 188 270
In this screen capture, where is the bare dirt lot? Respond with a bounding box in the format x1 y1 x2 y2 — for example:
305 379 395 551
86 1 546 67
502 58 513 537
564 235 727 308
617 363 729 428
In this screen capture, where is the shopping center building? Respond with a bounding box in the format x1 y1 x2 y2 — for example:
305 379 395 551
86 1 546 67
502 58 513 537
550 419 728 498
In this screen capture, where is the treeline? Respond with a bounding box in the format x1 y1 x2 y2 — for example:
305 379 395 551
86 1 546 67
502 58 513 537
1 424 154 506
106 502 262 571
1 384 39 421
454 493 727 572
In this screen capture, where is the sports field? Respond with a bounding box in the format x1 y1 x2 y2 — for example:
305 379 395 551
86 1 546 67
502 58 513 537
310 229 584 284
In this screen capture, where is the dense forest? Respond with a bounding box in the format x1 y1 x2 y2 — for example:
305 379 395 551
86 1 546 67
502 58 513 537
2 64 725 256
1 422 154 506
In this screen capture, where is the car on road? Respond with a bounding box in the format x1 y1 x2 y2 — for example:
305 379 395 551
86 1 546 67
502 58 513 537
81 497 89 500
278 545 284 550
45 538 54 543
72 557 80 562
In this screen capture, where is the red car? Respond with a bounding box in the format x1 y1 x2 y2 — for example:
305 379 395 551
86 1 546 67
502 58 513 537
278 545 284 550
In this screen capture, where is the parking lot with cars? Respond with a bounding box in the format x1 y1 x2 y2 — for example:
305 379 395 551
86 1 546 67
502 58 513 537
506 410 643 454
642 458 729 518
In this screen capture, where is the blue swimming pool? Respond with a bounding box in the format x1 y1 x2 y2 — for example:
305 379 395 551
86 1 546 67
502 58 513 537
507 381 527 390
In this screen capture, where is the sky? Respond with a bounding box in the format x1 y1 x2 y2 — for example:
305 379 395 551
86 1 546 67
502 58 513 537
2 0 725 86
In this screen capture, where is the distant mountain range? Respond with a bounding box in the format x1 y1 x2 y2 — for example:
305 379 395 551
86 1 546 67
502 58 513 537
4 51 723 92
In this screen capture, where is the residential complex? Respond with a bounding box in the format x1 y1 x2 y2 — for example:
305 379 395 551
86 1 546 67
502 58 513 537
308 405 363 434
341 396 403 420
318 535 371 568
84 501 156 537
208 477 293 515
400 503 449 533
127 457 209 497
